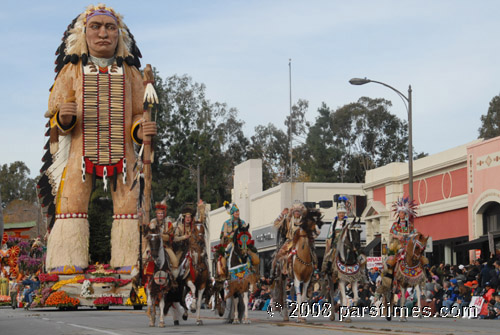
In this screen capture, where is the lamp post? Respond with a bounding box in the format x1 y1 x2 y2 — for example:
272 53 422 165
163 162 201 201
349 77 414 202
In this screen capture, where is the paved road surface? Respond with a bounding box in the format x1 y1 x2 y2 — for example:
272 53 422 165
1 306 499 335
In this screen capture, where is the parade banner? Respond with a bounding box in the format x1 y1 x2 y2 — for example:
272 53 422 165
468 296 484 319
366 256 383 269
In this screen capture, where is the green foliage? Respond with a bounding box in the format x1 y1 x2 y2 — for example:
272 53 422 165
248 99 310 188
0 161 37 207
151 73 248 215
88 181 113 264
301 97 409 183
478 94 500 139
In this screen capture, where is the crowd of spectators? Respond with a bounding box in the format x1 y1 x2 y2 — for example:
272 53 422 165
246 254 500 320
328 255 500 319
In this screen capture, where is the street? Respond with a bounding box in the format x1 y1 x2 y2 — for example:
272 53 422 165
1 305 499 335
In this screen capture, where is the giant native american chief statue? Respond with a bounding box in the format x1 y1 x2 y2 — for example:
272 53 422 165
37 4 157 274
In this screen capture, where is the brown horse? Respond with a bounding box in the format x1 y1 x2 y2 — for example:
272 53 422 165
177 222 211 325
226 225 258 324
144 233 175 327
383 232 428 321
272 208 323 322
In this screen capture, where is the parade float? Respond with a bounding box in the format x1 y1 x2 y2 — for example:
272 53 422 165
1 231 145 310
27 4 159 311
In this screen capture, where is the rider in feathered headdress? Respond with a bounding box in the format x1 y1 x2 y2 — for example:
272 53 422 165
321 196 350 275
215 202 250 279
270 201 309 278
380 196 425 288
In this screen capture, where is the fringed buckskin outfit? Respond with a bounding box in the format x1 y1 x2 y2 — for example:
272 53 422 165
38 4 146 274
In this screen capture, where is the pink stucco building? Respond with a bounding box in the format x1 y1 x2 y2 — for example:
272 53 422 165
363 136 500 265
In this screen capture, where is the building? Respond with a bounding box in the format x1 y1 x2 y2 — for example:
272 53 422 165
464 136 500 259
363 136 500 265
208 159 365 276
208 136 500 272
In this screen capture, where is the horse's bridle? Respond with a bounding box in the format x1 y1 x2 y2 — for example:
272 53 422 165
413 236 425 256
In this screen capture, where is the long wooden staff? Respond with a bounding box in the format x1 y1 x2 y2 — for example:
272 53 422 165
139 64 158 283
142 64 156 226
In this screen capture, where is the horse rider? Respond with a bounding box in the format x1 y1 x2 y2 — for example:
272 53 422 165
271 202 319 278
218 203 258 279
321 198 349 275
380 197 428 288
144 201 179 278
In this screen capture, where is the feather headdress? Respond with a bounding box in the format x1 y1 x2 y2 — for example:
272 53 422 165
290 201 307 216
223 201 239 216
392 197 418 219
52 3 142 82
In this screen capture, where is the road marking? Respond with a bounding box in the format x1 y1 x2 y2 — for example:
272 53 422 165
68 323 123 335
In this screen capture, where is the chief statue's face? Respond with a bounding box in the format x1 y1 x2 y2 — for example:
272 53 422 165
338 212 346 220
86 15 119 58
184 214 192 224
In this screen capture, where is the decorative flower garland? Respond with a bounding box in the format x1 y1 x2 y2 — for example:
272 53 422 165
51 275 85 291
0 295 11 303
77 277 131 287
93 296 123 307
85 263 117 277
81 280 93 298
39 273 59 283
45 290 80 307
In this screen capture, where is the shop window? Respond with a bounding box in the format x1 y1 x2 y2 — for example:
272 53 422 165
483 202 500 233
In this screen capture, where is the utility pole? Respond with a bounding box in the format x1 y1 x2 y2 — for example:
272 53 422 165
289 58 293 182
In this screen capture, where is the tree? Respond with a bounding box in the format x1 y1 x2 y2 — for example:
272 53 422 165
301 97 410 183
300 103 342 182
150 74 248 215
0 161 37 207
248 123 288 188
479 94 500 139
248 99 310 188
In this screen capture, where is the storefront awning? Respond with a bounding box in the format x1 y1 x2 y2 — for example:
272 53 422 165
364 236 381 254
455 231 500 249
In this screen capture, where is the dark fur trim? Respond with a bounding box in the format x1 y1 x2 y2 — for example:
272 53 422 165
125 56 134 66
81 53 88 66
70 54 79 64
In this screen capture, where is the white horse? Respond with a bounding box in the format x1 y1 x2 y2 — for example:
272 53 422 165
328 219 366 321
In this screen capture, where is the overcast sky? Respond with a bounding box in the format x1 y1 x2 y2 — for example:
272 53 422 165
1 0 498 177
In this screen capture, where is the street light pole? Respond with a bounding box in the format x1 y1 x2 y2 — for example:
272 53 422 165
349 77 414 202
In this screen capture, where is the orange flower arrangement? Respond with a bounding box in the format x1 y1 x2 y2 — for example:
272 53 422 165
45 290 80 307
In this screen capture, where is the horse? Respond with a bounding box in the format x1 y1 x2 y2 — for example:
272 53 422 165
327 218 366 321
143 233 175 327
177 222 211 325
381 232 428 321
226 224 258 324
272 208 324 322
